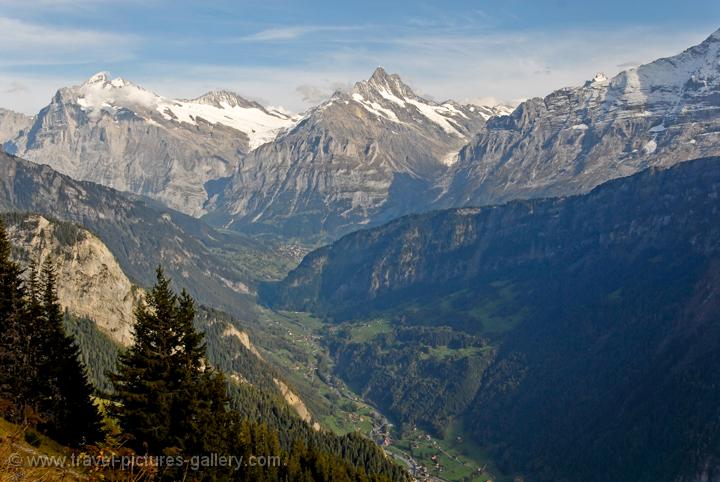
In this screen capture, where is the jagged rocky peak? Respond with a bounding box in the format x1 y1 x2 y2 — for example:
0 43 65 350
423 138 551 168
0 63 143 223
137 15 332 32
351 66 441 107
360 66 416 98
345 66 513 130
208 65 505 239
331 66 491 139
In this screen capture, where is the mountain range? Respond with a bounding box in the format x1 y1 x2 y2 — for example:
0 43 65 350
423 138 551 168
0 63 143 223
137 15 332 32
4 30 720 241
437 27 720 208
0 67 508 239
207 67 508 238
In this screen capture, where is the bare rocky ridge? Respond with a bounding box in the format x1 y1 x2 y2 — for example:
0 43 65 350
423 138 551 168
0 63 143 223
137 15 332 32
6 73 297 216
438 28 720 207
207 68 505 239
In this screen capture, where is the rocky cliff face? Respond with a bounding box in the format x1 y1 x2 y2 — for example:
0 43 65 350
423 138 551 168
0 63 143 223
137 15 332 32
4 213 139 345
208 68 505 239
0 108 33 146
7 73 297 216
262 156 720 317
439 28 720 207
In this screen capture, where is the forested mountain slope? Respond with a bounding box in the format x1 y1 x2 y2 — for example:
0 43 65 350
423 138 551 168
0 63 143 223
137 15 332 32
264 156 720 481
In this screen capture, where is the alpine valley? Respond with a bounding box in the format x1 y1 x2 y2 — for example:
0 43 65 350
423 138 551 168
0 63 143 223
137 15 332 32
1 21 720 482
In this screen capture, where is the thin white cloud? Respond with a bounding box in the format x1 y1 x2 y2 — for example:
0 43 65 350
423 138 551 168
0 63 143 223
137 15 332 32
0 17 139 66
295 84 333 104
234 25 365 42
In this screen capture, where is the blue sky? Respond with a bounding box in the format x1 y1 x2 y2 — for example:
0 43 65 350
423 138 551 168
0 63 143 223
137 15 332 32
0 0 718 113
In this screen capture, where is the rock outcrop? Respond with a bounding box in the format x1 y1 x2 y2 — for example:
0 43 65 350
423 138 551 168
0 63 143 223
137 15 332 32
5 213 139 345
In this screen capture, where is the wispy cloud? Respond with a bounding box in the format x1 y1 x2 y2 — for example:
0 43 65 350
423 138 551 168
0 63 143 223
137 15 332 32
2 81 28 94
0 17 139 66
0 73 79 113
233 25 365 42
296 81 352 103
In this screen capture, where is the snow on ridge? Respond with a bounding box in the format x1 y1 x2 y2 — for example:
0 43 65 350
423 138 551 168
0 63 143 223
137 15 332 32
75 73 158 115
72 72 297 150
604 28 720 110
406 99 464 136
441 150 459 166
351 93 400 122
157 99 297 149
350 72 475 136
375 85 407 107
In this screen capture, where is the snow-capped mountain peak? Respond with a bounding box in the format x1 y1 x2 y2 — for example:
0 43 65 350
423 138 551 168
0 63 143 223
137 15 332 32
14 72 301 216
67 72 298 150
342 67 502 138
84 71 111 85
439 26 720 213
74 72 158 115
158 95 298 149
600 27 720 117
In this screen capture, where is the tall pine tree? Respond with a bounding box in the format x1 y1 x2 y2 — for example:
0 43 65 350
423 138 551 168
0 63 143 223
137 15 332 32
110 267 231 456
0 219 34 423
0 220 103 446
35 259 104 446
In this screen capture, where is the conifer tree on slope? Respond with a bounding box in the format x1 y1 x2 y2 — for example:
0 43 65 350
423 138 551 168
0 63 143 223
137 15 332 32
36 259 103 446
0 219 34 423
110 267 231 456
0 224 101 445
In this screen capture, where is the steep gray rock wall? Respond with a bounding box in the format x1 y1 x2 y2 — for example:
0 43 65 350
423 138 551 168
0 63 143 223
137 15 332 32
209 68 503 239
439 28 720 207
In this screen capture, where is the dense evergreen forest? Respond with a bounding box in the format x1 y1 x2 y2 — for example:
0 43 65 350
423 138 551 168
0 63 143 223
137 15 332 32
0 219 407 481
